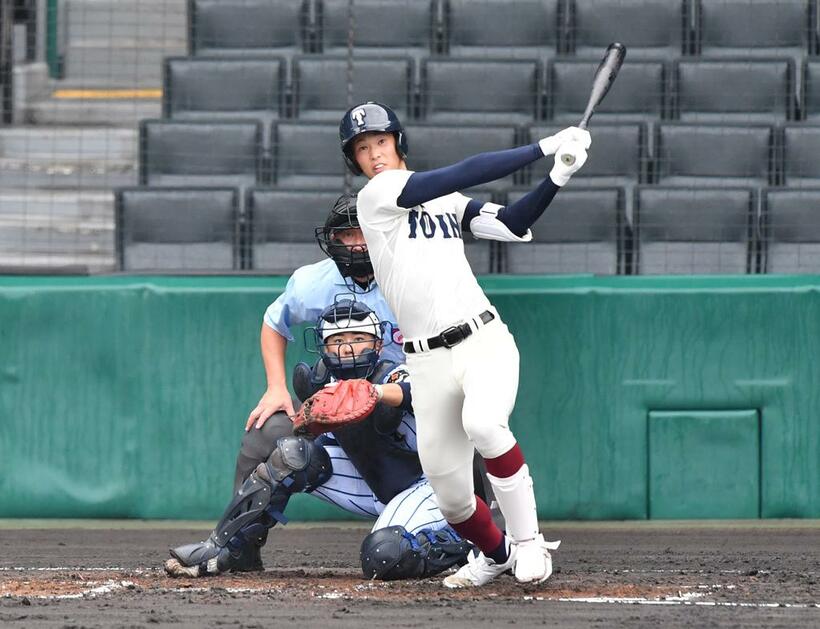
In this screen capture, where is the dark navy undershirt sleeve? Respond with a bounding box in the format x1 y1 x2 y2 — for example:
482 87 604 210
461 176 561 237
397 144 543 208
397 381 413 413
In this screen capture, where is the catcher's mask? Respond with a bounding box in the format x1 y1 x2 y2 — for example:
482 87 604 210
307 297 389 381
315 193 374 280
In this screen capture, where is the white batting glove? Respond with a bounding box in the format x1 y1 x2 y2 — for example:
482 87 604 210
539 126 592 156
550 140 588 186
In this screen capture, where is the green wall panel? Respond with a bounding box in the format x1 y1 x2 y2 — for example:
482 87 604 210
1 275 818 519
648 410 760 519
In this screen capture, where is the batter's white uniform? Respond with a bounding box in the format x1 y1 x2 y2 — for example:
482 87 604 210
357 169 525 523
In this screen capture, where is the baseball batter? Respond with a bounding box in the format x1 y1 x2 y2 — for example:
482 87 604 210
164 298 471 580
339 102 590 587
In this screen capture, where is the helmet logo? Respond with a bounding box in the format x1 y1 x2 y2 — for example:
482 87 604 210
351 108 367 128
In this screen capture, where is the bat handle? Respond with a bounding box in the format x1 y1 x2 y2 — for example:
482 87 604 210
559 120 589 166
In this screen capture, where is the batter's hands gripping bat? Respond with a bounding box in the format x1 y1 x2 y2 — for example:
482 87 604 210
560 42 627 166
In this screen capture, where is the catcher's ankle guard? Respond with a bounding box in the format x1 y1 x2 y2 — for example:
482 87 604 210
170 437 331 575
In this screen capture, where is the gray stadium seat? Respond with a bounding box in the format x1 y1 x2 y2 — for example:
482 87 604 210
444 0 562 61
116 187 239 271
526 123 647 223
503 187 625 275
693 0 814 62
247 188 338 273
673 59 796 122
783 124 820 185
568 0 689 60
405 124 519 195
654 123 775 188
139 120 264 188
762 188 820 273
271 121 347 189
163 57 286 127
803 60 820 121
549 60 667 123
634 186 756 274
317 0 440 61
420 58 543 124
528 123 648 186
293 56 413 122
189 0 311 58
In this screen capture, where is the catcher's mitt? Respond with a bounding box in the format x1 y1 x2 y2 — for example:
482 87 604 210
293 379 380 437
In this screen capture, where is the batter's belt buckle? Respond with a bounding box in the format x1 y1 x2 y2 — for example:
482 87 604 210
438 323 470 348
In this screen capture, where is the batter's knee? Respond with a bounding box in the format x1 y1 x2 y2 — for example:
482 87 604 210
426 465 476 523
461 412 516 459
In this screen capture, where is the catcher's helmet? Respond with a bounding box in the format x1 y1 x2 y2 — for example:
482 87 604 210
312 297 384 381
339 101 408 175
315 193 373 278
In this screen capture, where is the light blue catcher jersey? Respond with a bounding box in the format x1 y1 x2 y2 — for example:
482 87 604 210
263 258 405 365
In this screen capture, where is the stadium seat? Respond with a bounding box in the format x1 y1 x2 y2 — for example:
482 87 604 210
189 0 311 58
405 124 519 195
549 60 667 123
271 121 348 189
527 122 647 223
139 120 264 188
783 124 820 185
634 186 757 274
444 0 562 61
761 188 820 273
654 123 775 188
502 187 625 274
293 56 414 122
693 0 814 62
567 0 690 60
420 58 543 124
115 187 240 271
163 57 286 127
672 59 796 122
247 188 339 273
316 0 441 61
803 60 820 121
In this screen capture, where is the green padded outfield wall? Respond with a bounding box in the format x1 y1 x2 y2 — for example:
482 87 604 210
1 275 818 520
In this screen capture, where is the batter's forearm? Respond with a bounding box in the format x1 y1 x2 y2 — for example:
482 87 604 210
260 324 289 391
398 144 544 208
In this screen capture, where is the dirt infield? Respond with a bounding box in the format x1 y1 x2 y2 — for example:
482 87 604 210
0 521 817 628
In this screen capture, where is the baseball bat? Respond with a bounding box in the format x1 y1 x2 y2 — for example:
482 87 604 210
560 42 627 166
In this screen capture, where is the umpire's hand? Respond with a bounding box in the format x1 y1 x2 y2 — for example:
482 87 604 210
246 385 296 431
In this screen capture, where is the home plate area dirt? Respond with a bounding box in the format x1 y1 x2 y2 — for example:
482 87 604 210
0 523 817 628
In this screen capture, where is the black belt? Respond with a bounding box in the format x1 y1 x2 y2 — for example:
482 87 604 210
403 310 495 354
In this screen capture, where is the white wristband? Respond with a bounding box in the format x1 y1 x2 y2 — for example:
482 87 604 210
374 384 384 401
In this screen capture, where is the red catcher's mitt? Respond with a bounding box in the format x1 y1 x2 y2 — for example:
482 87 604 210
293 379 379 437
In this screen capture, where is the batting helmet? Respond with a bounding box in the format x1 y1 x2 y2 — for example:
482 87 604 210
315 193 373 278
339 101 408 175
311 297 384 381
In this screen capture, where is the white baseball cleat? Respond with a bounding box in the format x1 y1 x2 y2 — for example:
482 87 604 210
163 558 201 578
442 541 517 588
513 535 561 583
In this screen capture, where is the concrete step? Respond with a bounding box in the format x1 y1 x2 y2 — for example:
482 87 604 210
62 0 187 84
0 189 116 271
0 251 116 273
0 127 137 159
25 97 161 127
0 189 114 221
0 127 138 188
63 46 184 85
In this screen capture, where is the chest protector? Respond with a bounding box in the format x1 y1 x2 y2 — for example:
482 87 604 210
292 359 424 505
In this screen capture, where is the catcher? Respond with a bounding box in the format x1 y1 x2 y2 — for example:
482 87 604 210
164 298 471 580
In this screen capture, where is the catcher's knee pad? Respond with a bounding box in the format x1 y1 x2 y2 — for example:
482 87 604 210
259 436 332 493
360 525 471 581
